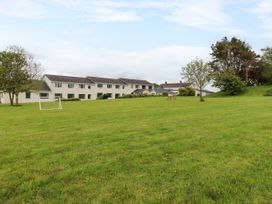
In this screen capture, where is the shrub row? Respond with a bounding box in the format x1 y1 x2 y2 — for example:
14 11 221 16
118 94 157 99
61 98 80 101
178 87 195 96
264 89 272 96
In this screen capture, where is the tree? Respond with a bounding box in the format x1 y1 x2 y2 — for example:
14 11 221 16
181 59 212 102
213 71 246 95
0 46 42 105
261 47 272 84
210 37 261 85
179 86 195 96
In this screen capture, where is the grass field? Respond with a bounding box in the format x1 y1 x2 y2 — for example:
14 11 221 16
1 94 272 203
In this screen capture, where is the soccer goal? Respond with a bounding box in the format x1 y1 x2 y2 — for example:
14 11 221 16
39 97 62 111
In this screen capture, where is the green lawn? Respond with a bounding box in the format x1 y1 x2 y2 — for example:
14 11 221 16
209 85 272 98
0 96 272 203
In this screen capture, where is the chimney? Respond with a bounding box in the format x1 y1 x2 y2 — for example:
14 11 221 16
165 81 167 84
180 80 182 84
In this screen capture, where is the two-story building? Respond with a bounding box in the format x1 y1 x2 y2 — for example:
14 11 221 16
44 74 95 100
0 74 154 104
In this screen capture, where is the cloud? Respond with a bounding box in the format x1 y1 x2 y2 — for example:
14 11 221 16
250 0 272 35
0 0 45 18
163 0 242 34
53 0 142 22
52 0 241 33
0 0 243 33
37 43 210 83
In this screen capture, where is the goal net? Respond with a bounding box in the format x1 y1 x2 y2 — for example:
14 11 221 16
39 97 62 111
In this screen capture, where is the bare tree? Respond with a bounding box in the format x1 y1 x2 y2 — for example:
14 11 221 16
181 58 212 102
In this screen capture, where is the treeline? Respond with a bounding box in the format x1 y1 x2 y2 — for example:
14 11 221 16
182 37 272 101
0 46 42 105
211 37 272 95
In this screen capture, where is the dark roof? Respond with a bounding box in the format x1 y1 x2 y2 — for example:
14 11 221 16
119 78 152 85
160 83 190 88
45 74 92 84
31 80 51 91
87 76 125 84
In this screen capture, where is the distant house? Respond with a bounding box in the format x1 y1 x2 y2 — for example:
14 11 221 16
195 89 215 96
160 81 190 94
153 88 175 96
160 81 214 96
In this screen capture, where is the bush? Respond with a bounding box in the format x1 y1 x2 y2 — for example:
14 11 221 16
264 89 272 96
118 94 161 99
98 94 112 100
61 98 80 101
179 86 195 96
213 71 246 95
162 92 169 97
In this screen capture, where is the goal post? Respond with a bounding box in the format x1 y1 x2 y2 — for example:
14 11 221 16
39 97 62 111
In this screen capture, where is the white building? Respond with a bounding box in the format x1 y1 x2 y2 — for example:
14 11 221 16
160 81 214 96
0 80 53 104
0 74 154 104
160 82 191 95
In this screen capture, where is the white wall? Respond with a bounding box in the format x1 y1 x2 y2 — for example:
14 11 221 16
0 90 53 104
0 77 155 104
44 76 95 100
195 90 210 97
92 83 127 99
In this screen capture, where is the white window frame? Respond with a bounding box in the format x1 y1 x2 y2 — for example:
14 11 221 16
68 83 74 88
55 82 62 88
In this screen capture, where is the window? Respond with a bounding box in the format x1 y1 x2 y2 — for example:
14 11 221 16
88 94 91 99
25 92 31 99
68 83 74 88
149 86 152 90
107 84 112 88
107 93 112 98
40 93 49 99
115 85 120 89
79 84 85 89
115 93 120 98
55 82 62 88
97 93 103 98
142 85 146 89
67 94 75 99
55 93 62 99
97 84 103 88
79 94 85 99
88 85 91 89
136 85 139 89
122 85 125 89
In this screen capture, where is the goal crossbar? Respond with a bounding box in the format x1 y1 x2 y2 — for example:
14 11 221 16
39 97 62 111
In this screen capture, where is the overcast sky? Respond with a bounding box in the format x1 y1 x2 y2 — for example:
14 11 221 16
0 0 272 84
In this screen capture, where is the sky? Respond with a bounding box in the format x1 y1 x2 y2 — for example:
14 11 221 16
0 0 272 84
